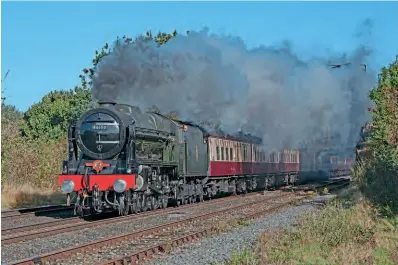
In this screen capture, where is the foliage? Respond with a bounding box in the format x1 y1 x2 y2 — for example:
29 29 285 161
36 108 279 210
353 56 398 214
1 103 23 122
368 55 398 162
22 86 91 140
2 102 67 189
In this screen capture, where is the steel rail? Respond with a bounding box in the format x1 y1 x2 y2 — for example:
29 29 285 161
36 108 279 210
98 201 295 265
1 205 74 219
6 192 298 265
1 191 274 245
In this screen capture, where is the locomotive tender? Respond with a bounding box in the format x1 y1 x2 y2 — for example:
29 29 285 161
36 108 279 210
58 102 351 216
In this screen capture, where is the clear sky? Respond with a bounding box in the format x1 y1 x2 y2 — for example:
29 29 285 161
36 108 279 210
2 1 398 111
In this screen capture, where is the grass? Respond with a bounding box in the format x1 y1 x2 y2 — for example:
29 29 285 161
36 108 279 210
1 184 66 209
221 189 398 265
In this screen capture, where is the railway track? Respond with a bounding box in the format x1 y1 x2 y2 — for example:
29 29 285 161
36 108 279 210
1 191 268 245
2 178 351 265
311 177 351 192
6 192 300 265
1 204 74 219
282 177 351 194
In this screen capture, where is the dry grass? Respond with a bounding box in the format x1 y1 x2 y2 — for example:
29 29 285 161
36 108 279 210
2 112 67 209
225 195 398 265
1 184 66 209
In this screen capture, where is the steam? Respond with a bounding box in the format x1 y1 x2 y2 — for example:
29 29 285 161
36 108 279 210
92 24 375 150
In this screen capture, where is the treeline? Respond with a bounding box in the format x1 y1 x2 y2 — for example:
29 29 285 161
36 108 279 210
353 55 398 214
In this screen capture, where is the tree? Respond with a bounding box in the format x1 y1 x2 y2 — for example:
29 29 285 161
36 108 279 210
368 55 398 163
353 55 398 214
22 86 91 140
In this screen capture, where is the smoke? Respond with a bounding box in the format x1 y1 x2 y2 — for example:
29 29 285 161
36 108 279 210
92 23 376 150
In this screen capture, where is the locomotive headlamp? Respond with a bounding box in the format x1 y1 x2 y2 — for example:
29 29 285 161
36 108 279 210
113 179 127 193
61 180 75 194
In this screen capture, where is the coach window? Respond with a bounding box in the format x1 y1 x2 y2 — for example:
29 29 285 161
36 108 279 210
216 146 220 161
221 147 225 161
225 145 229 161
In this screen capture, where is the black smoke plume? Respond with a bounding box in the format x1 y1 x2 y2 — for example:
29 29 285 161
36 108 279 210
91 24 376 150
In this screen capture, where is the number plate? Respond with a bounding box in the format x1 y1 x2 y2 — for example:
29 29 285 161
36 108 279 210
92 125 107 130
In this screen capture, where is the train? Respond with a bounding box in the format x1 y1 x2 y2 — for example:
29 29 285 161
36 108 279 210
58 102 354 216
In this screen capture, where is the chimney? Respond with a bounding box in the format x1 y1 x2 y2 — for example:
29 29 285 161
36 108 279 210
98 101 117 108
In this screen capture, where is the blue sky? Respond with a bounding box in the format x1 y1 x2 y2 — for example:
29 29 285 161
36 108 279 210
2 1 398 111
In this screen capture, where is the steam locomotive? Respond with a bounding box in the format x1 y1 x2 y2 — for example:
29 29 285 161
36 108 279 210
58 102 353 216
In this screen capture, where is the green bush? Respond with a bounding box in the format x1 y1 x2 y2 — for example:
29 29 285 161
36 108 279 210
354 56 398 214
22 86 91 140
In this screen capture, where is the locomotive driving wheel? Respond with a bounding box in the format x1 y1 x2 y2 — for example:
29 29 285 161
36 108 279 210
140 194 148 212
122 192 130 216
130 201 139 214
151 196 158 210
161 195 168 209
